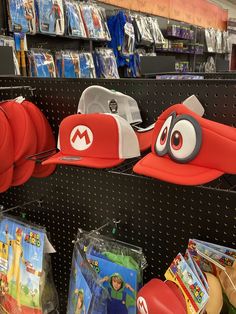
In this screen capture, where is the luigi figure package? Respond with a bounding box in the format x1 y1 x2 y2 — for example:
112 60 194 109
7 0 36 33
38 0 64 35
78 231 147 314
0 215 58 314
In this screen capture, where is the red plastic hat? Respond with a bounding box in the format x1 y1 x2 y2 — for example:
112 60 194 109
21 100 56 178
133 104 236 185
0 101 37 186
0 109 14 193
43 113 140 168
137 279 186 314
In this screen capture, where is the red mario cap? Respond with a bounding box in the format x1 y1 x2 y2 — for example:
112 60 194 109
133 104 236 185
0 101 37 186
137 279 186 314
0 109 14 193
43 113 140 168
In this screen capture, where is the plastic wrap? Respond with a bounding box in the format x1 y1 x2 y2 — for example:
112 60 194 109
64 0 86 38
0 215 58 314
38 0 65 35
7 0 36 33
93 48 119 79
28 49 56 77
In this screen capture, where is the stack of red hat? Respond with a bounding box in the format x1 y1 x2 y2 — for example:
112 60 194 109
0 98 56 193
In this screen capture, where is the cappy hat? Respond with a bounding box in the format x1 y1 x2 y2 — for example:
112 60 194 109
78 85 154 151
0 101 37 186
42 113 140 168
0 108 14 193
133 104 236 185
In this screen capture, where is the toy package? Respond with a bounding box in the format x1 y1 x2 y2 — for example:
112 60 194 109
64 0 86 38
28 49 56 77
38 0 64 35
223 31 230 53
7 0 36 33
165 253 209 314
133 15 153 46
216 30 223 54
205 28 216 52
0 215 58 314
80 3 110 40
147 17 165 47
93 48 119 79
78 231 147 314
79 52 96 78
188 239 236 313
67 242 108 314
56 50 79 78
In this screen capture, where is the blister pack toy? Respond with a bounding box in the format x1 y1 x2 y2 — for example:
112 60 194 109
79 52 96 78
7 0 36 33
78 230 147 314
147 17 165 47
80 3 110 40
38 0 64 35
93 48 119 79
28 49 56 77
64 0 86 38
0 215 58 314
67 242 108 314
133 14 153 46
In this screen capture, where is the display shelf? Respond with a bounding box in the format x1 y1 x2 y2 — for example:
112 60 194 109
0 74 235 314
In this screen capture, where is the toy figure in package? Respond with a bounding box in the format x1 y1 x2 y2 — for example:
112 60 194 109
38 0 64 35
88 254 137 314
64 0 86 38
0 216 58 313
56 50 80 78
79 53 96 78
94 48 119 79
80 4 110 40
8 0 36 33
28 50 56 77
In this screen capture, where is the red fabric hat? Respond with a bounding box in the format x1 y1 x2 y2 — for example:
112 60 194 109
133 104 236 185
0 101 37 186
137 279 186 314
43 113 140 168
0 109 14 193
133 124 155 152
21 100 56 178
32 113 56 178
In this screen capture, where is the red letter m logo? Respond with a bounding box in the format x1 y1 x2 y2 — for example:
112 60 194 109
72 129 91 145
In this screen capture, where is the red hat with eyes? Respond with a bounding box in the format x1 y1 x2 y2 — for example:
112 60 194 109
133 104 236 185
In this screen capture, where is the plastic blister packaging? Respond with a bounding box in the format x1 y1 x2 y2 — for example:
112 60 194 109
64 0 87 38
133 14 153 46
0 215 58 314
147 17 165 47
28 49 56 77
7 0 36 33
80 3 110 40
67 242 108 314
38 0 65 35
93 48 119 79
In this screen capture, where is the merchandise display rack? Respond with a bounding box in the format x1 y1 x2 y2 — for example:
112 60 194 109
0 76 235 312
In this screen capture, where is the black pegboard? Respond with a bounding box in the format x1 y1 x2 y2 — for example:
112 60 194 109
0 77 236 312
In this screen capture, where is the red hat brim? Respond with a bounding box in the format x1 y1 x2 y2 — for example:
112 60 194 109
0 166 13 193
133 153 223 186
42 152 124 169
